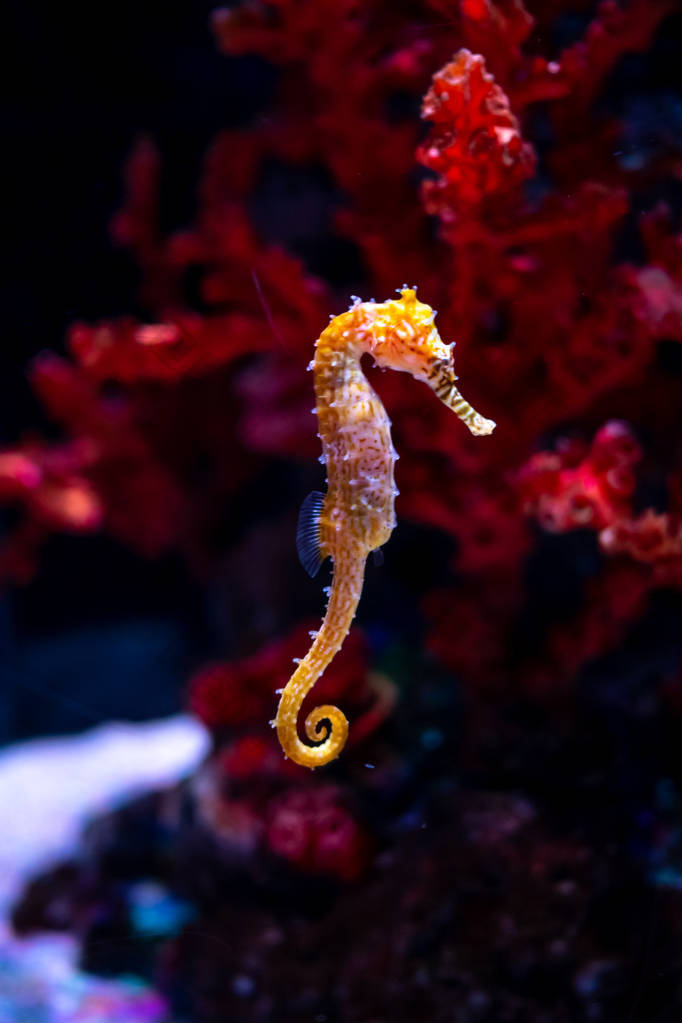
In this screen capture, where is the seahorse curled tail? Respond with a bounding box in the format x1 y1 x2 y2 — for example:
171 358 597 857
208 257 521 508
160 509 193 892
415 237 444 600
275 547 365 768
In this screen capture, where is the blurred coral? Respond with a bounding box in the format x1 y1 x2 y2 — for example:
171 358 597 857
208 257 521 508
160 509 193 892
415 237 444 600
518 420 642 534
418 48 536 222
265 785 371 881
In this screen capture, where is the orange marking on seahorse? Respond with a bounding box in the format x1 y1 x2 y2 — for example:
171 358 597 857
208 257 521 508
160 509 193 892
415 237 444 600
274 288 495 768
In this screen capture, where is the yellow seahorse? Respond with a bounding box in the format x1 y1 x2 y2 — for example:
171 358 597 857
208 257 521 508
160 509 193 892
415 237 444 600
274 287 495 768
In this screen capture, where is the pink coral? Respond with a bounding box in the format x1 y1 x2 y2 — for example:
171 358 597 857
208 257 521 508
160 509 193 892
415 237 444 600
518 421 641 534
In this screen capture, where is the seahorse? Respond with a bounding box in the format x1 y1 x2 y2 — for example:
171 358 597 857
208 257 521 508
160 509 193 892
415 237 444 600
274 287 495 768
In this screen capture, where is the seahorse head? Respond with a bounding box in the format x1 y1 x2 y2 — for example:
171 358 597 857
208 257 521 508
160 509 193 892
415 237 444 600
369 287 496 437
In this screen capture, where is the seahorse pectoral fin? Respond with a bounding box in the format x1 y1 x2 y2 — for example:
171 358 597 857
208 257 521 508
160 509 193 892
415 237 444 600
297 490 327 577
372 548 384 568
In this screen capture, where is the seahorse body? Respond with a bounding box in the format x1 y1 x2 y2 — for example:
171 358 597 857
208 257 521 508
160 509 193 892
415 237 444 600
275 288 495 768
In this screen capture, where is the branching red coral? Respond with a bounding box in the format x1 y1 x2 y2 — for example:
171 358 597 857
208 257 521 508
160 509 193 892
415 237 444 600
418 48 536 222
3 0 681 854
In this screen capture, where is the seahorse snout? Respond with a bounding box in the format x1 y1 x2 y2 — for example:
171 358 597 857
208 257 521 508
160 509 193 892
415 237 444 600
426 362 496 437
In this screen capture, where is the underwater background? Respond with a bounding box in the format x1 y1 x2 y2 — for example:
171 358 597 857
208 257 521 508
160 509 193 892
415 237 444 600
3 1 682 1020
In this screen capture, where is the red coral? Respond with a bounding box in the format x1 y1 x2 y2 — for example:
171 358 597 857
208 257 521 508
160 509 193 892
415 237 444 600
197 750 372 879
601 511 682 571
518 421 641 534
418 48 536 223
218 735 285 782
0 439 102 582
0 443 101 533
266 786 371 881
636 203 682 343
4 0 681 773
189 663 269 732
554 0 676 119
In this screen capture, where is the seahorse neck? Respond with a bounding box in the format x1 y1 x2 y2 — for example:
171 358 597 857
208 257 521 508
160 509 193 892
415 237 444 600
314 325 376 457
314 330 363 389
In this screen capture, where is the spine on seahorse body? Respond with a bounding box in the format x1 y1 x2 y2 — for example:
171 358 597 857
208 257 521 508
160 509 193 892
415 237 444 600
275 548 365 768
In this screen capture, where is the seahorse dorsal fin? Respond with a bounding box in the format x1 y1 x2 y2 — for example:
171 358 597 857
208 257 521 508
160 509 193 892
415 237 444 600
297 490 326 577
